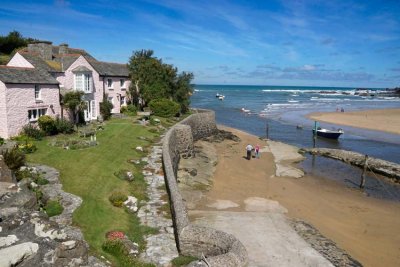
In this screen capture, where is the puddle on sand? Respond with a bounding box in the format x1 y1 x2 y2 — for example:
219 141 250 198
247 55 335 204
298 155 400 202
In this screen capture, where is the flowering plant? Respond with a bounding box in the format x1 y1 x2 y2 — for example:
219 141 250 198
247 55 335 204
106 231 125 240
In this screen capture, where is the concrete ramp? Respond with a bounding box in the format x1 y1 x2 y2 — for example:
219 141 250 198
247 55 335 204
190 210 334 267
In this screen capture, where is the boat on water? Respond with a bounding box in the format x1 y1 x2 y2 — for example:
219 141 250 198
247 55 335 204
313 127 344 139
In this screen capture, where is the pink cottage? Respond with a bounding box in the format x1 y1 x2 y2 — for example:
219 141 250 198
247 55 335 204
0 42 130 139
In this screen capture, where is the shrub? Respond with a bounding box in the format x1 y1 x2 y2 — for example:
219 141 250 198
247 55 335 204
17 141 37 154
100 100 113 120
109 191 128 207
54 118 75 134
0 137 4 145
22 124 44 140
44 200 64 217
148 99 180 118
121 105 137 116
102 239 135 266
2 146 26 171
38 115 57 135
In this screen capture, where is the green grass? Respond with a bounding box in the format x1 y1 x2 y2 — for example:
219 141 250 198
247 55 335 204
45 200 64 217
171 256 198 266
27 117 160 265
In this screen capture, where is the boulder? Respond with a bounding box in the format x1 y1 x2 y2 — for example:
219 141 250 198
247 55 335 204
53 240 88 267
0 242 39 267
0 155 14 183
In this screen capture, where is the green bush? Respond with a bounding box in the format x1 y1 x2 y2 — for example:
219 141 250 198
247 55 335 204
100 100 113 120
121 105 137 116
1 146 26 171
22 124 44 140
0 137 4 145
17 141 37 154
148 99 180 118
109 191 128 207
55 118 75 134
44 200 64 217
38 115 57 135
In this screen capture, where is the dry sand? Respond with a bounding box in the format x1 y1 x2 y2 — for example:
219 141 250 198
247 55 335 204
308 108 400 135
193 125 400 267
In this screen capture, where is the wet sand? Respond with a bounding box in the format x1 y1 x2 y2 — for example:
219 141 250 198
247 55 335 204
193 125 400 267
308 108 400 135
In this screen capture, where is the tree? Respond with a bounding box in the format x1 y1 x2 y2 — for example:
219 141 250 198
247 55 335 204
100 94 113 120
127 49 193 114
62 91 87 125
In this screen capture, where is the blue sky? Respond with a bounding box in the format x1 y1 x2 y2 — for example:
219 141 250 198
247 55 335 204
1 0 400 88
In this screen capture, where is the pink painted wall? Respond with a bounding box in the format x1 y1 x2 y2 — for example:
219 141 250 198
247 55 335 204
60 56 102 119
105 77 130 113
0 82 8 138
1 84 61 138
7 53 34 68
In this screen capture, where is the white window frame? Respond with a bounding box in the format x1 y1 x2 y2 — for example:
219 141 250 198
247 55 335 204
120 79 125 89
28 108 47 122
120 96 126 106
74 72 92 93
34 85 41 100
84 100 97 121
107 78 113 89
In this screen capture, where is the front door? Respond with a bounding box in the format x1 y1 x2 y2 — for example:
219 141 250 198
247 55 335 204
108 96 115 113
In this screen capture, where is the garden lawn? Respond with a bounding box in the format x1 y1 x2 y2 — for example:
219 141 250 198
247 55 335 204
28 117 159 263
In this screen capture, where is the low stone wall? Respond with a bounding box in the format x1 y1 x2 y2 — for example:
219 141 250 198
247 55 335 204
162 109 248 266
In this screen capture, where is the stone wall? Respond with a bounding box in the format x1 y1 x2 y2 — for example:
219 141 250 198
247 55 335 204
162 109 248 266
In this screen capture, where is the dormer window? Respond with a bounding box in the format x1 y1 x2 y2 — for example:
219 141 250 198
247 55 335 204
107 79 113 89
74 73 92 93
34 85 41 100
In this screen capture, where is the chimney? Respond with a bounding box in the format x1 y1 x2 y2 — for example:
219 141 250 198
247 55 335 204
27 41 53 60
59 43 69 55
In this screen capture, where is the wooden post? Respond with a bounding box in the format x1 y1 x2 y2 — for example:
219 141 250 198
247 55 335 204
266 120 269 139
360 155 369 189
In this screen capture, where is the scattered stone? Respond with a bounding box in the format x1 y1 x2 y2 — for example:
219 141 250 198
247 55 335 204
0 242 39 267
123 196 138 213
142 170 153 176
0 235 18 248
136 146 144 152
126 171 134 181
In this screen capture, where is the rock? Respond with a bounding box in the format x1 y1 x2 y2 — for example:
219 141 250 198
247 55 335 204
126 171 134 181
0 235 19 248
54 240 88 267
2 183 37 209
0 242 39 267
124 196 138 213
136 146 144 152
32 218 67 240
0 155 14 183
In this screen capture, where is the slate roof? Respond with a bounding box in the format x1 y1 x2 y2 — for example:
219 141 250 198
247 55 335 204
88 60 129 77
20 53 60 72
0 66 59 84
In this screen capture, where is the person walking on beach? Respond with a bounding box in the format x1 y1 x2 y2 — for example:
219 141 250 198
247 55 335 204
255 144 260 159
246 144 253 160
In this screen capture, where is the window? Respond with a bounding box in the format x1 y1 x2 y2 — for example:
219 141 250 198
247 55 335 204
28 108 47 122
107 79 113 89
120 79 125 89
74 73 92 93
120 96 126 106
34 85 41 100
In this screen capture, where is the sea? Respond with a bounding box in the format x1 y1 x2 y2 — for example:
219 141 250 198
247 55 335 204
191 84 400 201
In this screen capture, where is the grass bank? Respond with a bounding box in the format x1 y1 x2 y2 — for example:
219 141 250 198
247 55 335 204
28 117 162 265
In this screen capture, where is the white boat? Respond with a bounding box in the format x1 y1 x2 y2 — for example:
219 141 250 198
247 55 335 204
218 95 225 100
241 108 250 113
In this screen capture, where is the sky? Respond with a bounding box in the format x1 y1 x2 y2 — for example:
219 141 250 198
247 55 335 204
1 0 400 88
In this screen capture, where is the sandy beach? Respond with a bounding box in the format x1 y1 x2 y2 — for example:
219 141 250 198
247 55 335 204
308 108 400 135
183 125 400 267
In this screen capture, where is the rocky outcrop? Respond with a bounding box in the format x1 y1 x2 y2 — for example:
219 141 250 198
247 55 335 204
0 165 106 267
303 148 400 182
0 155 14 183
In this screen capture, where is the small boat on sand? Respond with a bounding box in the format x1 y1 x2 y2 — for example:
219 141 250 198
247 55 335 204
313 127 344 139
